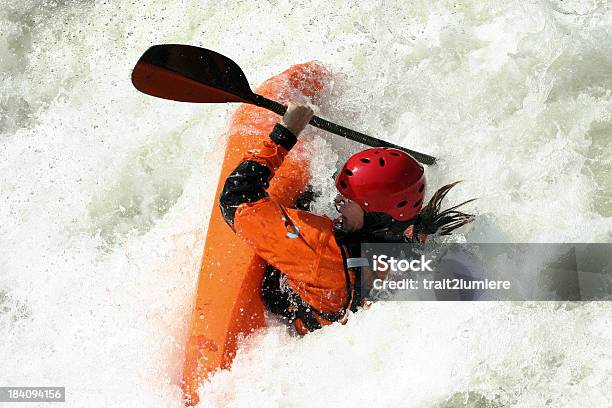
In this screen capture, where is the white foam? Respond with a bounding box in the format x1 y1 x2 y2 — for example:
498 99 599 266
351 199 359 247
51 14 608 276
1 0 611 407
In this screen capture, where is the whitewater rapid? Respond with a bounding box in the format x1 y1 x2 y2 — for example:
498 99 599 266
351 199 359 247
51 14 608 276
1 0 611 407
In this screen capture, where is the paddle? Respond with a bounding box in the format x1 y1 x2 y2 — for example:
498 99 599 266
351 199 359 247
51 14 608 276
131 44 436 165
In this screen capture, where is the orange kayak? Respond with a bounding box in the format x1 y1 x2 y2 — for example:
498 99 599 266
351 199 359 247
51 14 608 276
181 61 330 406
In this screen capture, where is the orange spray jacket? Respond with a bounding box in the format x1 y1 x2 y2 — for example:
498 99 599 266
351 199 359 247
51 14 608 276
219 123 355 333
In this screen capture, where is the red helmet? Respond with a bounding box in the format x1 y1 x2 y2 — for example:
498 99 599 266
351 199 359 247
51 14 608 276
335 148 425 221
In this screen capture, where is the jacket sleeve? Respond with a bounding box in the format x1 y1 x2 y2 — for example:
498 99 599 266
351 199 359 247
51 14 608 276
219 123 297 227
219 123 346 293
219 125 345 288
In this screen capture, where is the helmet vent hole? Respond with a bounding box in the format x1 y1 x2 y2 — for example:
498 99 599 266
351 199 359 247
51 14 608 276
374 151 380 155
413 199 422 208
360 158 370 164
396 200 408 208
389 152 400 156
419 184 424 193
344 169 353 176
339 180 347 188
379 158 386 167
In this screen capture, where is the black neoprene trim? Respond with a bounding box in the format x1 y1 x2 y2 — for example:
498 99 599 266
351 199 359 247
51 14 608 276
269 123 297 151
219 160 272 226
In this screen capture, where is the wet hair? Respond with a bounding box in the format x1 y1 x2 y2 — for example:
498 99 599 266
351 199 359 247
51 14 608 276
412 181 476 236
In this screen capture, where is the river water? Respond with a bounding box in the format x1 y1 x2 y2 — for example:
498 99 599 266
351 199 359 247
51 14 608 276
1 0 611 406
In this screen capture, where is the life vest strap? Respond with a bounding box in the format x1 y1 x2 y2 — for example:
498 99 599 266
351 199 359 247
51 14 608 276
346 257 369 268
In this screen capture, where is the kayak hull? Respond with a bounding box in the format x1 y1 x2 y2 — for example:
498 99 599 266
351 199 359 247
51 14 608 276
181 62 329 406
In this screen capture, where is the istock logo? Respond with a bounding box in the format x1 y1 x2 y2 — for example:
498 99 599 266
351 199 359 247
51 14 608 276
372 254 433 272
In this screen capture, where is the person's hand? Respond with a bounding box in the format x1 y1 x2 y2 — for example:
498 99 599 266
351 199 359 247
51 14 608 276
281 102 314 136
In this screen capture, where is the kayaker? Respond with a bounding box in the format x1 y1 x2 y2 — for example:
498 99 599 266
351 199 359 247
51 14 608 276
219 102 474 334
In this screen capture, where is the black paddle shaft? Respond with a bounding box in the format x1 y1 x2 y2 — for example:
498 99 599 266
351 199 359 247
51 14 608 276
254 95 436 165
132 44 436 165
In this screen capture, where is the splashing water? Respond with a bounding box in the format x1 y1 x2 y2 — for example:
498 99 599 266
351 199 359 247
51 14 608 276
1 0 611 407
